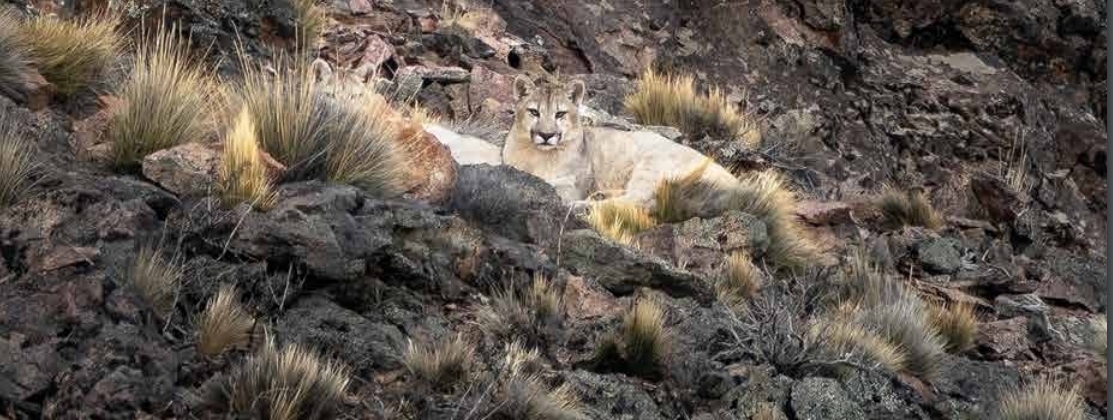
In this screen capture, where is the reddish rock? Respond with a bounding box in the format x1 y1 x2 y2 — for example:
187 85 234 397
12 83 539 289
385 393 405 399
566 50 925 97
396 123 458 204
795 200 853 225
561 275 620 321
72 95 125 162
418 15 438 33
349 0 373 15
141 143 221 198
975 317 1032 361
970 173 1023 224
359 34 396 72
22 70 53 111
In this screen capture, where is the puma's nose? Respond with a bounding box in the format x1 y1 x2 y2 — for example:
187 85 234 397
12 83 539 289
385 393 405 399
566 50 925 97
534 131 560 144
537 132 557 141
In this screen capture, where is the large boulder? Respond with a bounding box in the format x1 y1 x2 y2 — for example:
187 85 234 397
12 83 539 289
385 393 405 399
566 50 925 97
560 229 714 303
449 164 582 248
275 296 407 374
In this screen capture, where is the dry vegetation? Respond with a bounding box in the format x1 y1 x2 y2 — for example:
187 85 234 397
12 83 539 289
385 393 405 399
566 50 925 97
493 341 585 420
878 186 943 229
233 54 403 196
109 23 214 171
217 109 276 209
727 171 822 269
583 199 658 245
595 299 669 378
0 10 33 103
403 333 473 389
751 402 786 420
997 380 1086 420
625 68 760 146
715 252 762 309
203 334 350 420
129 244 182 319
928 302 978 353
19 12 122 98
0 116 35 208
478 274 564 346
814 317 907 373
291 0 326 51
823 248 948 381
197 285 255 357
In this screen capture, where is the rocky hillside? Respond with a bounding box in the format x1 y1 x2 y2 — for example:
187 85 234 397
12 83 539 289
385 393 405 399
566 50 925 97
0 0 1107 419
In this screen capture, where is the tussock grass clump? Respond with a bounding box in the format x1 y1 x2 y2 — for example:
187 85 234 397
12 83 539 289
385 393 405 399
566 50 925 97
830 248 947 381
997 380 1085 420
322 94 404 193
235 55 331 180
403 334 473 389
595 299 669 378
816 316 907 373
20 12 122 97
625 68 759 146
0 117 35 208
878 186 943 229
217 109 276 209
197 285 255 356
654 167 821 268
730 171 822 269
479 274 564 346
109 23 214 171
204 334 350 420
928 302 978 353
129 244 182 318
1089 315 1106 358
494 340 585 420
584 199 658 245
234 55 404 196
853 294 947 382
0 10 34 103
715 252 762 308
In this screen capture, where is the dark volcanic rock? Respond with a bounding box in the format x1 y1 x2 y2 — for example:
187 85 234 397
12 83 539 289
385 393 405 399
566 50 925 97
276 296 407 374
449 164 582 248
790 377 865 420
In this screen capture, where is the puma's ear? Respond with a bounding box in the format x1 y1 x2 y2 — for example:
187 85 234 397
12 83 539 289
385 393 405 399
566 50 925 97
513 75 535 100
568 80 586 107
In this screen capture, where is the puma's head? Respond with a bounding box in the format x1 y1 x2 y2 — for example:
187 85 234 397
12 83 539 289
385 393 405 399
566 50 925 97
510 75 586 150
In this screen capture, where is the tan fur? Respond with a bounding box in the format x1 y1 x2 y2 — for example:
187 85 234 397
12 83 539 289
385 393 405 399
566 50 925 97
502 75 738 207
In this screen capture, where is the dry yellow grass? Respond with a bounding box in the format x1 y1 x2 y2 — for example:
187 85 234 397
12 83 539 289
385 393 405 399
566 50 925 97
204 334 350 420
816 316 907 373
291 0 326 51
584 199 658 245
234 53 404 196
197 285 255 356
929 301 978 353
478 274 564 345
716 252 762 308
496 339 585 420
0 115 35 208
109 22 214 171
998 380 1085 420
625 68 760 146
853 294 947 382
651 157 719 223
217 109 276 209
878 186 943 229
0 9 33 104
129 244 182 318
730 171 822 269
620 298 668 371
20 12 122 97
403 333 473 389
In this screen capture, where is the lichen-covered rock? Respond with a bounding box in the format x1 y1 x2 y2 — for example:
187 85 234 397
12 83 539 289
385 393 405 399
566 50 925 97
790 378 866 420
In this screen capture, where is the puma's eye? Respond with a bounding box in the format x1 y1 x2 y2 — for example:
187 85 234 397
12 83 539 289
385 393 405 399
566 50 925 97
555 111 567 119
528 109 540 117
